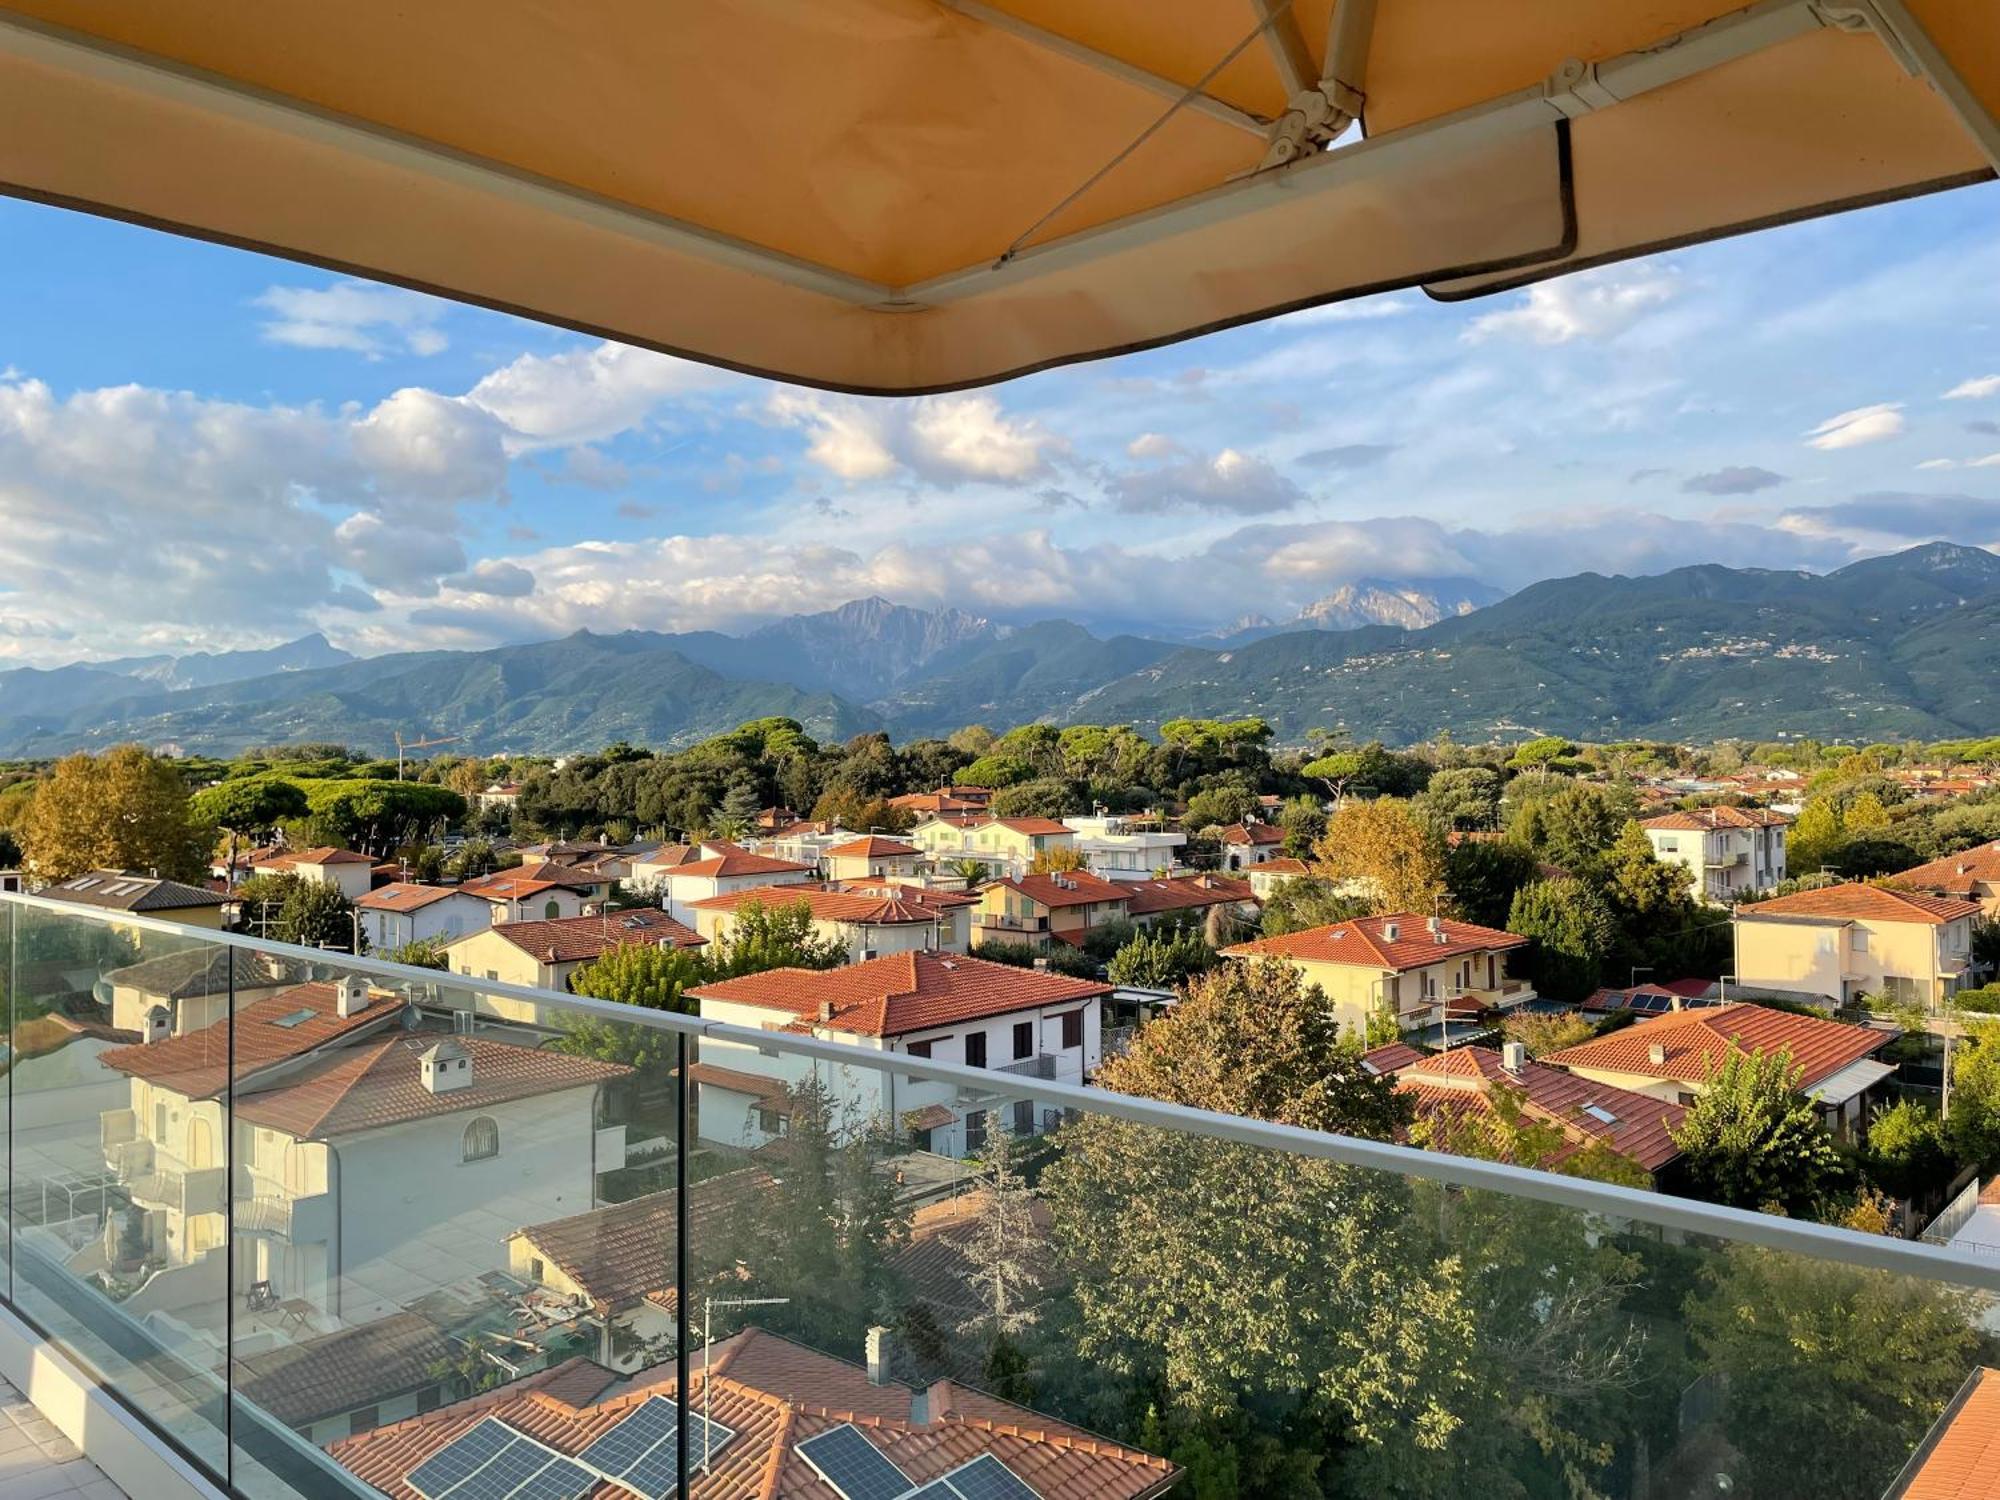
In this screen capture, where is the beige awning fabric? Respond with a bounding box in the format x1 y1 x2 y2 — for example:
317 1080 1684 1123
0 0 1992 393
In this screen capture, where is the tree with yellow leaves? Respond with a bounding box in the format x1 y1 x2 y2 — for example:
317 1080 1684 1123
23 746 211 883
1311 796 1450 914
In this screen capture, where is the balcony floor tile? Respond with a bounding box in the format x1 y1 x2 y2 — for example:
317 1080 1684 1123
0 1380 125 1500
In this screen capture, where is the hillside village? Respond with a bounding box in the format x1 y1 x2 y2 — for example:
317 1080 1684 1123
8 720 2000 1494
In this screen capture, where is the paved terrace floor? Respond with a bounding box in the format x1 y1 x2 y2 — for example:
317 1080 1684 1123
0 1377 125 1500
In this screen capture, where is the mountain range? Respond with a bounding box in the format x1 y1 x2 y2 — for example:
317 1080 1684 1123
4 544 2000 756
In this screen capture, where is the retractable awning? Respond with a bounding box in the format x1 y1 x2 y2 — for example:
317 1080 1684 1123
0 1 1992 393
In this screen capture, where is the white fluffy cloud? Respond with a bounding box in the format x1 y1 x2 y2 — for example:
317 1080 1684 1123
465 341 727 452
1109 447 1304 515
255 280 449 357
1805 402 1905 450
1465 266 1679 345
767 390 1054 484
1944 375 2000 400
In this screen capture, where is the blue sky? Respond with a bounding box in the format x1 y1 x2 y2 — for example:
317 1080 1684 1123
1 178 1997 666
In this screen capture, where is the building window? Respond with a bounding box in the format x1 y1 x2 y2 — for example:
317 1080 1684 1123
755 1108 787 1135
1852 930 1870 953
348 1406 380 1437
965 1032 988 1069
965 1109 988 1153
544 900 561 919
529 1257 545 1282
1012 1021 1034 1060
1061 1009 1084 1049
462 1117 499 1162
1012 1099 1033 1136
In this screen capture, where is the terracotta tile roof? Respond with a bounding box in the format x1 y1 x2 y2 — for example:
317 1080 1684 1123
669 850 816 880
101 981 404 1099
1120 874 1256 916
470 909 705 962
1253 857 1311 876
1640 806 1791 832
691 883 974 926
686 1062 797 1111
459 868 595 902
1217 822 1287 846
690 951 1109 1038
328 1327 1176 1500
992 870 1130 910
889 1193 1053 1348
356 881 478 914
231 1032 629 1139
41 871 228 913
1661 976 1718 998
631 844 700 870
1887 843 2000 898
1361 1042 1425 1075
1388 1046 1686 1173
510 1168 775 1313
235 1311 455 1428
973 817 1072 837
264 845 376 866
824 836 922 860
1542 1002 1887 1090
1890 1367 2000 1500
1738 882 1982 925
890 792 984 814
1222 913 1528 973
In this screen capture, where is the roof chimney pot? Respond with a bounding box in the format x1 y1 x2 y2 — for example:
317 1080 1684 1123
865 1326 891 1386
335 974 369 1018
1648 1042 1667 1066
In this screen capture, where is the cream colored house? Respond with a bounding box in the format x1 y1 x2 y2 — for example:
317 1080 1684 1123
456 864 596 923
100 976 628 1320
253 847 377 903
1886 841 2000 920
1222 913 1532 1042
822 835 925 881
1640 806 1790 902
687 881 974 962
630 841 815 922
37 871 229 929
98 947 291 1036
1732 882 1979 1009
443 908 704 991
909 816 1077 877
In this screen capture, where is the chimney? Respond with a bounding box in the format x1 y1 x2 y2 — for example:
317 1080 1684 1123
335 975 369 1018
865 1325 891 1385
419 1039 472 1094
818 999 835 1023
1426 915 1441 934
1648 1042 1667 1066
143 1005 171 1044
1501 1041 1527 1073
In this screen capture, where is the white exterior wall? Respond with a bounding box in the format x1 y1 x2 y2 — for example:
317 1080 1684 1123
662 869 812 923
325 1085 613 1320
1647 824 1788 903
358 894 493 953
694 995 1099 1158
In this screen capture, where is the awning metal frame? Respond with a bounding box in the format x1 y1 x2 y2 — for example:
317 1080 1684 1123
0 0 1993 325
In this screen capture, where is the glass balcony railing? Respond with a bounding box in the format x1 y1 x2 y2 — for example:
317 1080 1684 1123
4 887 2000 1500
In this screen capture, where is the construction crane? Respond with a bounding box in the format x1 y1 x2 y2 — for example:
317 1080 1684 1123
394 731 459 781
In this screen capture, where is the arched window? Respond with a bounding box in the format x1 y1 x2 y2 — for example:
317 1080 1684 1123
462 1117 499 1162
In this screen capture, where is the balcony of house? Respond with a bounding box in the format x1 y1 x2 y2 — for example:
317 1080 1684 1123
973 912 1048 936
6 889 2000 1500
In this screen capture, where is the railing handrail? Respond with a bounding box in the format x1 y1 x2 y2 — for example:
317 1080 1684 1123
11 888 2000 1294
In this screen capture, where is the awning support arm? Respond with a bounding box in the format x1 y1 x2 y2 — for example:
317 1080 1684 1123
1818 0 2000 171
1260 0 1378 169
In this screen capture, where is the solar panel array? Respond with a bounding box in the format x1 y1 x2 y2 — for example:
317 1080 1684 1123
795 1426 1046 1500
796 1424 917 1500
575 1395 735 1500
406 1418 596 1500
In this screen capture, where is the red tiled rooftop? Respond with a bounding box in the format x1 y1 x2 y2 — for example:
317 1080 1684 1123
982 816 1073 836
824 836 922 860
670 849 816 880
471 908 705 962
232 1033 628 1139
1542 1001 1887 1090
1390 1046 1686 1173
329 1327 1177 1500
1640 806 1791 832
691 882 974 926
356 881 472 913
1887 843 2000 898
101 981 403 1098
1121 874 1256 915
459 868 595 901
993 870 1130 910
1890 1367 2000 1500
1217 822 1287 845
1222 913 1527 973
1738 882 1981 925
691 951 1108 1037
